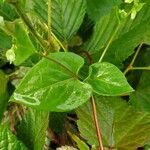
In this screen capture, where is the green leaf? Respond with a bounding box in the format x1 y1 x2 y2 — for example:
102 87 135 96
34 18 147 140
11 52 92 112
76 96 150 149
17 108 49 150
32 0 86 41
130 48 150 112
49 112 66 134
68 131 90 150
0 2 18 21
85 62 133 96
0 70 8 121
86 0 121 21
0 125 27 149
130 71 150 112
0 28 12 49
85 10 119 55
13 22 36 65
85 2 150 66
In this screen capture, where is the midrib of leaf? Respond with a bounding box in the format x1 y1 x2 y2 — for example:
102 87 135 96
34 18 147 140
67 0 76 38
41 54 79 79
33 0 47 22
57 0 66 40
116 113 147 145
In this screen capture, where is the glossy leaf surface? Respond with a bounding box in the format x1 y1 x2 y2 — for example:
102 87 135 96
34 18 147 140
11 52 92 111
86 62 133 96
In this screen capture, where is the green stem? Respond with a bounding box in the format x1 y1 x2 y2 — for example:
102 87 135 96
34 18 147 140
91 96 104 150
124 43 143 75
129 43 143 67
99 24 120 62
51 32 67 52
34 22 67 52
48 0 52 42
37 52 81 79
131 66 150 71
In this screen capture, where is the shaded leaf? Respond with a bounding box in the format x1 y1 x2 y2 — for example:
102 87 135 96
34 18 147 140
32 0 86 41
130 48 150 112
0 28 12 49
68 131 90 150
76 96 150 150
0 125 27 149
86 0 121 21
85 62 133 96
0 2 18 21
85 2 150 66
17 108 49 150
11 52 92 112
0 71 8 121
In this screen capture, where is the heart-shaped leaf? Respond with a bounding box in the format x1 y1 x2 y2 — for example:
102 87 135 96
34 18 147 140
10 52 92 112
85 62 134 96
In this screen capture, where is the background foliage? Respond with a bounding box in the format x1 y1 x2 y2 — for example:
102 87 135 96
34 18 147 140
0 0 150 149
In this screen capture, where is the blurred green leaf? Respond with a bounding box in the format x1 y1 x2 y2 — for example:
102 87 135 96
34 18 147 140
86 0 121 21
0 125 27 149
76 96 150 150
0 2 18 21
0 70 8 121
0 28 12 49
68 131 90 150
13 22 36 65
32 0 86 41
85 1 150 66
130 48 150 112
17 108 49 150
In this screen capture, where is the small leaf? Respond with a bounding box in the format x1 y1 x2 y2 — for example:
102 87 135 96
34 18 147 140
13 22 36 65
76 96 150 149
68 131 90 150
10 52 92 112
85 62 133 96
0 125 27 149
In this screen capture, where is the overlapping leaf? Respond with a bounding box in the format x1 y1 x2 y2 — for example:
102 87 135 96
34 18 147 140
32 0 86 41
17 108 49 150
85 1 150 66
76 96 150 150
86 0 121 21
0 125 27 150
13 22 36 65
0 28 12 50
10 52 92 112
130 48 150 112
